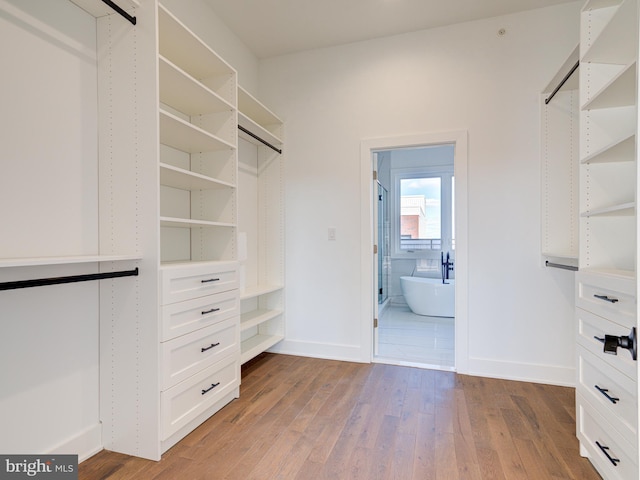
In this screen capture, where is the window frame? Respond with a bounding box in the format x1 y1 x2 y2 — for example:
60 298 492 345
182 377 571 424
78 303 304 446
391 166 454 259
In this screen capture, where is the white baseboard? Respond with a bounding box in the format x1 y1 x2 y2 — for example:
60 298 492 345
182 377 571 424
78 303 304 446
47 423 103 463
267 341 576 387
268 339 367 363
467 356 576 387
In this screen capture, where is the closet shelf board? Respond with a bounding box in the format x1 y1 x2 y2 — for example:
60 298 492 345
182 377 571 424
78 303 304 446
159 56 234 116
160 109 235 153
160 163 235 191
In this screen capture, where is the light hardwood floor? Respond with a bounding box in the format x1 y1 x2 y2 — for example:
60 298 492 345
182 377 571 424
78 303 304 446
79 353 600 479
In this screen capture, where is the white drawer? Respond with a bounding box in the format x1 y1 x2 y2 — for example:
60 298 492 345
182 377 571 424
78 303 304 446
577 307 637 380
161 356 239 440
161 289 239 341
577 395 638 480
577 346 637 447
161 316 239 390
576 271 636 328
161 262 238 305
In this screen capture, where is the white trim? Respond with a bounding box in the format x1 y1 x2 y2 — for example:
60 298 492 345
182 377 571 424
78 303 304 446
360 130 469 372
268 339 365 363
467 357 576 387
47 423 102 463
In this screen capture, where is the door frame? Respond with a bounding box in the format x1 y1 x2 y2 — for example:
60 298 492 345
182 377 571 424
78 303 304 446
359 131 469 373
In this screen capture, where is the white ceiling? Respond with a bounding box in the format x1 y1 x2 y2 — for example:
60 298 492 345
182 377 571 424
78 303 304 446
204 0 577 58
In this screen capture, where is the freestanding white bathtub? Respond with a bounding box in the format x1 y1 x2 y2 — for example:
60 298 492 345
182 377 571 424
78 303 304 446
400 276 455 317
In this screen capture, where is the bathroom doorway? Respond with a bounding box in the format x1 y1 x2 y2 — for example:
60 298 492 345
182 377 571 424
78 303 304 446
361 131 468 372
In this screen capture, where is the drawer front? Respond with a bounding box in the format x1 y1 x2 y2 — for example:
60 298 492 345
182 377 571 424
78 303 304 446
161 357 239 440
161 262 238 305
577 396 638 480
161 289 239 341
576 271 635 328
577 346 637 446
162 316 239 390
577 307 637 380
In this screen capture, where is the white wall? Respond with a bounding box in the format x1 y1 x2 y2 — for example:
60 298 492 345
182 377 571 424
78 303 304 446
259 2 582 385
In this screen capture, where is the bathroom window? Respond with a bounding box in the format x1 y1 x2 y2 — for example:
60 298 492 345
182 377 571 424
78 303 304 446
392 167 454 258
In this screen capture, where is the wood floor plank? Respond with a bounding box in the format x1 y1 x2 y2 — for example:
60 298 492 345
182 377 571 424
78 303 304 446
79 354 600 480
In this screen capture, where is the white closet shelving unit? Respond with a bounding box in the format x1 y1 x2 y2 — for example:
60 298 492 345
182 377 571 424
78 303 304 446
25 0 243 461
237 86 286 364
575 0 639 478
156 3 240 456
541 45 580 270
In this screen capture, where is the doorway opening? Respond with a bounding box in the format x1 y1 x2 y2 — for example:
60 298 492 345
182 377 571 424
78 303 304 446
360 131 468 372
376 145 455 370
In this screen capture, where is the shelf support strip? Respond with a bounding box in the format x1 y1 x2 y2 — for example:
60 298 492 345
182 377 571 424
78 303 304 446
0 268 139 291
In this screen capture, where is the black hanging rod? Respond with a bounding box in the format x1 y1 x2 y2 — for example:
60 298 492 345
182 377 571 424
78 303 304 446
102 0 136 25
545 61 579 105
238 125 282 154
545 261 578 271
0 268 139 291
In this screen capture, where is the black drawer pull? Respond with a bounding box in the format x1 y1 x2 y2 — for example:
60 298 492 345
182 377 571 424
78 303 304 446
201 382 220 395
594 327 637 360
201 278 220 283
201 342 220 353
594 385 620 404
594 294 618 303
201 308 220 315
596 441 620 466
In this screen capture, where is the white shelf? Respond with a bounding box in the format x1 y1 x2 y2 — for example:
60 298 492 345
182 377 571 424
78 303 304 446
583 0 623 10
160 217 236 229
578 266 635 279
240 284 284 300
241 308 284 332
238 87 282 129
543 45 580 95
159 56 233 116
69 0 139 18
159 109 235 153
582 62 637 110
158 4 235 82
580 202 635 217
581 0 637 64
160 163 235 191
0 254 141 268
581 133 636 164
240 334 284 364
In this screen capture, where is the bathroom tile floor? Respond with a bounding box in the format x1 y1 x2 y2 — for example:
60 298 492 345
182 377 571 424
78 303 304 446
377 304 455 370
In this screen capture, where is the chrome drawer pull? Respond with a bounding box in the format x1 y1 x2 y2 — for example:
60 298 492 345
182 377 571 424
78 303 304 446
201 342 220 353
201 278 220 283
201 382 220 395
201 308 220 315
594 294 618 303
596 441 620 466
594 385 620 404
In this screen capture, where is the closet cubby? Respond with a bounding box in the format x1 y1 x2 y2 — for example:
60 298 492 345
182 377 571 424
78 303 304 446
237 86 286 364
157 4 238 266
578 0 638 277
